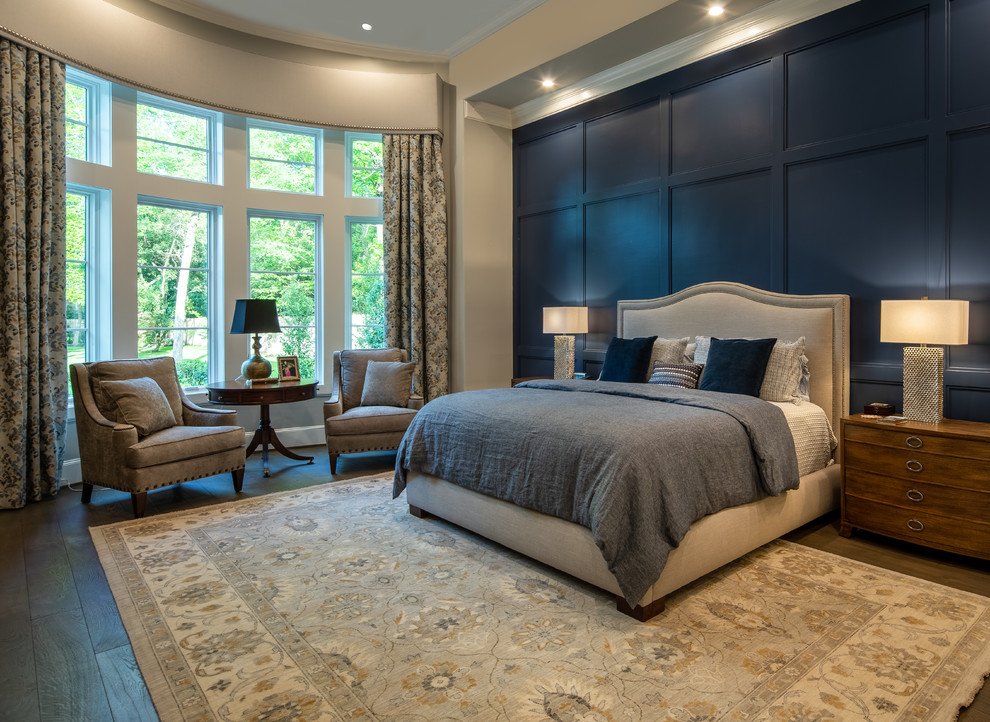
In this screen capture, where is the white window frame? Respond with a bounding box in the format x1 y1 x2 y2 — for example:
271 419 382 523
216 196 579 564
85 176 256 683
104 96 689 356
135 93 223 185
136 195 223 390
247 209 323 377
345 131 384 198
65 67 111 165
247 119 323 195
345 215 385 349
66 183 112 365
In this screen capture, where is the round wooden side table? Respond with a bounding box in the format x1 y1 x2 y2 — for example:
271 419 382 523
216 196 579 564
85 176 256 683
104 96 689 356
206 378 319 477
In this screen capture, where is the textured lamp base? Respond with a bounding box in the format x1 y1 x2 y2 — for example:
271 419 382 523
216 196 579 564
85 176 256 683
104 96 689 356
902 345 944 424
553 334 576 380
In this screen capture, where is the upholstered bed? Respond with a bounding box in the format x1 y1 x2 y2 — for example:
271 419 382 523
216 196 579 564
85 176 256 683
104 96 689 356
396 282 849 620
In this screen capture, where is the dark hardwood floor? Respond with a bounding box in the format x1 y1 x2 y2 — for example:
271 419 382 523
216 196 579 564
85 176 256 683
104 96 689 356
1 450 987 721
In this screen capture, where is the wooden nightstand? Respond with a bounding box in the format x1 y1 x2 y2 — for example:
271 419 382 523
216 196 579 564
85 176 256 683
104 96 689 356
839 414 990 559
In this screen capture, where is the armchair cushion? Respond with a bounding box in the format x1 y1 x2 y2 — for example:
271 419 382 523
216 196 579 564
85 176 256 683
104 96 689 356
100 377 177 437
325 405 418 436
125 424 246 469
360 360 415 407
339 348 403 410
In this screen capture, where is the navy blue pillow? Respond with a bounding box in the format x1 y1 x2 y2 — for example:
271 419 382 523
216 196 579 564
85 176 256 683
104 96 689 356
699 337 776 396
599 336 658 383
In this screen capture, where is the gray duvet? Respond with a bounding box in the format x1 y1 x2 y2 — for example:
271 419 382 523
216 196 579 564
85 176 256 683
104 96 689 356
393 379 800 604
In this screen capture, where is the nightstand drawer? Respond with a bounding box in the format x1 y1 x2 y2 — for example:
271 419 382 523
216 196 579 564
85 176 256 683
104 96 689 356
844 424 990 461
844 469 989 524
843 441 989 489
844 496 990 558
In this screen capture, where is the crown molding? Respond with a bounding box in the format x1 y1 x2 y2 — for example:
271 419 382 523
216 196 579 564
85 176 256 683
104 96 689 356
509 0 858 128
446 0 549 58
464 100 515 129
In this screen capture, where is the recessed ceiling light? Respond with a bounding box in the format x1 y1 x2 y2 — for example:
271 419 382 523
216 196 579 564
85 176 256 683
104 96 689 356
541 79 555 88
361 23 372 31
709 5 725 16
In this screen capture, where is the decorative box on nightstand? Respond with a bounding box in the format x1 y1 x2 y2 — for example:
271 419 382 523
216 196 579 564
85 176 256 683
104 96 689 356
839 414 990 559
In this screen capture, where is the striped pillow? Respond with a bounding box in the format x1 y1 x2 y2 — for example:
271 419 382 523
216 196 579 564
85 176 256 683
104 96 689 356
648 362 705 389
646 337 693 380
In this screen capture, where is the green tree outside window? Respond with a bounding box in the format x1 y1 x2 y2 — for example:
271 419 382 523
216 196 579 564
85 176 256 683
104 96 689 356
349 135 383 197
136 102 211 183
249 125 318 194
249 215 318 379
349 220 385 348
65 82 87 160
137 203 211 387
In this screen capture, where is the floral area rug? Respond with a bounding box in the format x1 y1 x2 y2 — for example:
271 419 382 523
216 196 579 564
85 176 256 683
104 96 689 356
92 474 990 721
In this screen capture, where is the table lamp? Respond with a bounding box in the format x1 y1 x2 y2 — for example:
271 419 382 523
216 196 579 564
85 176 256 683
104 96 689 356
230 298 282 381
543 306 589 379
880 298 969 423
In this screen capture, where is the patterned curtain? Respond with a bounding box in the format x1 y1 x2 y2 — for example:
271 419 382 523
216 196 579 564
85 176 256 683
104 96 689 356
0 38 67 509
383 134 449 401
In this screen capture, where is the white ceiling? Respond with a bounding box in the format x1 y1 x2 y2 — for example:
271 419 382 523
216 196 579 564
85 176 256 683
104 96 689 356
143 0 549 60
137 0 856 121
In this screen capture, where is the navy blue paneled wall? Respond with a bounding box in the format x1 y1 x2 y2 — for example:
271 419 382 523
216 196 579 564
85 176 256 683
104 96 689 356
512 0 990 422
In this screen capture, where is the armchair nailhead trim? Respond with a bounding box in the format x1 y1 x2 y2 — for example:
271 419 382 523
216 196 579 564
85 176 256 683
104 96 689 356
81 463 246 493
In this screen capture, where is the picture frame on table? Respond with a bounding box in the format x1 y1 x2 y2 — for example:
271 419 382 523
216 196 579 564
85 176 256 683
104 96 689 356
277 355 300 382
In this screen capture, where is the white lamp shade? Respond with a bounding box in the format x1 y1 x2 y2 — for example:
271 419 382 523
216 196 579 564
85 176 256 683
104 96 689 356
880 299 969 345
543 306 589 334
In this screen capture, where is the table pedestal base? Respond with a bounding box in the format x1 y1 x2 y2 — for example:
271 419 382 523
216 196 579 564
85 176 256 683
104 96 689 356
245 403 314 477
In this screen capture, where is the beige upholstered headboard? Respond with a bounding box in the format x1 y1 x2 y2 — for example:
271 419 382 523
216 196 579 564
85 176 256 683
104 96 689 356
617 282 850 431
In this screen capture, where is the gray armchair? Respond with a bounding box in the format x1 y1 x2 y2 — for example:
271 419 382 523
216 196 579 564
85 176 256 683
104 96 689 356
323 348 423 474
70 357 246 518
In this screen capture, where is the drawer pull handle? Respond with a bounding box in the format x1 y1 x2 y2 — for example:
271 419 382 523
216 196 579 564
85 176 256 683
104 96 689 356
906 489 925 502
905 459 923 473
905 436 923 449
907 519 925 532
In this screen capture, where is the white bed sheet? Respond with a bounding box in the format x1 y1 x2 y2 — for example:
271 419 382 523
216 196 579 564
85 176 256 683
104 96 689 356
773 400 837 476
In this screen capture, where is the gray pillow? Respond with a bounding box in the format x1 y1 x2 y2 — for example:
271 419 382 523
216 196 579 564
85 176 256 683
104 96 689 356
760 336 807 402
647 337 693 380
99 377 177 436
340 348 402 409
360 360 415 407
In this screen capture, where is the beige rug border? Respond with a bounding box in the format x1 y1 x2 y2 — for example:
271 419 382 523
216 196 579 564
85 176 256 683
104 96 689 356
90 473 989 721
89 472 393 722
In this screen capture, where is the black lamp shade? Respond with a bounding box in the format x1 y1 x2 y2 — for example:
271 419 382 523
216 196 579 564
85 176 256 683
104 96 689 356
230 299 281 334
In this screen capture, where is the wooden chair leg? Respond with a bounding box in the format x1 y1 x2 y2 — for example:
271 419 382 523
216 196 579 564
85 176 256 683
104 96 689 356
131 491 147 519
232 468 244 492
81 483 93 504
329 452 338 475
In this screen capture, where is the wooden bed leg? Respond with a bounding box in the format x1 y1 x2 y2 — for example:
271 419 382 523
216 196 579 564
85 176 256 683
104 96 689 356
408 504 430 519
616 595 666 622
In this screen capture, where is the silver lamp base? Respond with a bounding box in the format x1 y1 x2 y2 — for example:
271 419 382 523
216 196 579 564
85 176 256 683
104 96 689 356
553 334 576 380
901 345 944 424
